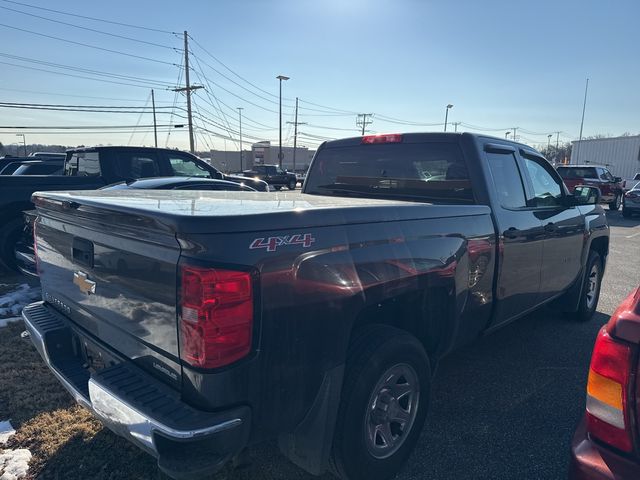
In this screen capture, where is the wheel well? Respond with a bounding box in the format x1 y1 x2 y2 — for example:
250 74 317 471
349 287 452 359
0 202 33 224
590 236 609 262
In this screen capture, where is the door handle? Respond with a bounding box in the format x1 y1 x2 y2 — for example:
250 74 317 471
503 228 520 239
544 223 558 233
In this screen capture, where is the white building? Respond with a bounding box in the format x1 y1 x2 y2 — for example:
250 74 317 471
571 135 640 178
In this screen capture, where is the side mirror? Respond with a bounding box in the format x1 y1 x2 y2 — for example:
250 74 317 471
573 185 601 205
614 176 622 183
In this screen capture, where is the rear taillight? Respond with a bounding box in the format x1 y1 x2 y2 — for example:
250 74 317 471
179 265 253 369
585 326 633 452
361 134 402 144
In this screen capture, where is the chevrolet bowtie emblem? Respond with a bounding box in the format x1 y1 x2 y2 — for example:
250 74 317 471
73 271 96 295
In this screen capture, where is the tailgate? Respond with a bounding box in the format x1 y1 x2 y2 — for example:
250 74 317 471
34 195 182 388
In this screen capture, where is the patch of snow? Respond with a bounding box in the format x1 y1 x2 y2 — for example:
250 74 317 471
0 422 15 446
0 318 21 329
0 449 31 480
0 284 40 319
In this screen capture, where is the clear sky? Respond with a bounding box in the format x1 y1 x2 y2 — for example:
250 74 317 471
0 0 638 152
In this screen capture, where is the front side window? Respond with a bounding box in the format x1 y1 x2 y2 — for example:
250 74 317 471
64 152 100 177
523 157 563 207
168 155 211 178
486 152 527 209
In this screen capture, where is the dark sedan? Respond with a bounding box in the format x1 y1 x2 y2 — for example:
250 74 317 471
570 286 640 479
101 176 259 191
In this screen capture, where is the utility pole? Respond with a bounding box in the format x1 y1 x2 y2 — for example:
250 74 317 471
547 134 552 152
576 78 589 163
357 113 373 135
451 122 461 132
151 89 158 147
287 97 307 173
237 107 243 172
512 127 518 142
172 31 203 153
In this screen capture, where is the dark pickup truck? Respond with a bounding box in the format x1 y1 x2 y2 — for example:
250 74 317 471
243 164 298 190
0 145 267 270
24 133 609 480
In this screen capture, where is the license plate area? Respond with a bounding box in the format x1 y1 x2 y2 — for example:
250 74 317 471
72 328 121 374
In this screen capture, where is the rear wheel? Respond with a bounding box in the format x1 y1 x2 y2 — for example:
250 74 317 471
330 325 430 480
571 250 602 322
287 179 297 190
609 193 621 211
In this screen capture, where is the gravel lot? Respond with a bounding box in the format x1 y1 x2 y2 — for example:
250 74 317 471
1 210 638 480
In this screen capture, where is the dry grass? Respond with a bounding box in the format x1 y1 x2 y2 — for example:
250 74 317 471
0 321 157 479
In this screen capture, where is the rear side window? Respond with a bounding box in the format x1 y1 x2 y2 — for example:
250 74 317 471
557 167 597 179
64 152 100 177
486 152 527 209
305 142 473 204
115 153 160 179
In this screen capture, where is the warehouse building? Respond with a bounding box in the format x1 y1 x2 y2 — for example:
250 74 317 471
208 142 315 174
571 135 640 179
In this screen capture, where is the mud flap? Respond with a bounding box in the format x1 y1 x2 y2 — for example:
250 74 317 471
278 364 345 475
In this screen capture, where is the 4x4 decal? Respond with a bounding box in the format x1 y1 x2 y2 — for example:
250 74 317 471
249 233 316 252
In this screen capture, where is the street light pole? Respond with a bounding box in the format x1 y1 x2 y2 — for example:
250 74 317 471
16 133 26 156
444 104 453 132
276 75 290 167
237 107 244 172
505 131 511 139
547 134 552 152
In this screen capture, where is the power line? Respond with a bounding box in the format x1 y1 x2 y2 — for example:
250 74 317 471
188 34 282 101
0 53 172 86
0 60 172 89
0 87 175 103
0 124 180 129
0 0 176 34
0 4 180 50
0 23 177 66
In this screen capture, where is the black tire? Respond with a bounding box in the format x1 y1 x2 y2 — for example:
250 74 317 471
571 250 603 322
274 185 282 191
0 216 25 272
330 325 430 480
609 193 621 211
287 179 297 190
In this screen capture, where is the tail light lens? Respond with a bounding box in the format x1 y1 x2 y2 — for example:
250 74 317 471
361 134 402 144
585 327 633 452
179 265 253 369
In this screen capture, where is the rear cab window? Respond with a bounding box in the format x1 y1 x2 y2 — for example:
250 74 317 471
556 167 598 180
64 151 101 177
304 140 474 204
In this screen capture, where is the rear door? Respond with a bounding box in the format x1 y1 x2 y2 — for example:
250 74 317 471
483 143 544 325
520 153 585 301
111 149 161 180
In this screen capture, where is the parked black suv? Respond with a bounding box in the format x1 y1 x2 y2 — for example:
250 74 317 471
243 164 297 190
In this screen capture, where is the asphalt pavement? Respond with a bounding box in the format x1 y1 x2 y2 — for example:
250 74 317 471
222 210 640 480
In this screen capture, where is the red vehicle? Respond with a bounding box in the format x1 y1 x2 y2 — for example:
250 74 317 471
570 286 640 479
557 165 624 211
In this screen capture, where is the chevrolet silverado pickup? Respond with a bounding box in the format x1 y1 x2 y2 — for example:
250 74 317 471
0 146 267 270
23 133 609 480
